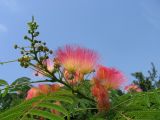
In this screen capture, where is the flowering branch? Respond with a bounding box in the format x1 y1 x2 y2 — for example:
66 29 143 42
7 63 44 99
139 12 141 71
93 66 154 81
13 17 95 103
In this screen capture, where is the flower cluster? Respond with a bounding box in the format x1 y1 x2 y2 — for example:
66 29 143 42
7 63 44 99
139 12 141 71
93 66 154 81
56 45 98 74
91 65 126 111
125 84 142 93
26 84 60 100
56 45 98 85
64 70 84 85
26 84 61 119
26 45 127 112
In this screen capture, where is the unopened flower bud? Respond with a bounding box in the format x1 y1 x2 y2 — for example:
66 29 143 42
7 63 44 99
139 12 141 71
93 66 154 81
21 51 24 54
49 50 53 54
14 44 18 49
24 35 28 40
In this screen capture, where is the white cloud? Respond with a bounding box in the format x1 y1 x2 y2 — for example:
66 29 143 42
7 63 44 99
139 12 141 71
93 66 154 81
0 24 7 32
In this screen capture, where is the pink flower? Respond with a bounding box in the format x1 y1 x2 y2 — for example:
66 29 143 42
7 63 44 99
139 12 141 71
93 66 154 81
26 84 62 100
93 65 126 90
42 59 54 73
91 65 126 111
125 84 142 93
38 84 51 94
26 87 41 100
34 59 54 77
91 83 110 111
50 84 61 92
64 70 84 85
56 45 98 74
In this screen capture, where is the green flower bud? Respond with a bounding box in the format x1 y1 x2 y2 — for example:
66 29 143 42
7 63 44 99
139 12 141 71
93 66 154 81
14 44 18 49
21 51 24 54
49 50 53 54
24 35 28 40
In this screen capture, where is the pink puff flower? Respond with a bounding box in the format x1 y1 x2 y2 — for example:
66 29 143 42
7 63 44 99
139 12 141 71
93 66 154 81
91 65 126 111
93 65 126 90
42 59 54 73
91 83 110 111
34 59 54 77
56 45 98 74
50 84 62 92
125 84 142 93
26 84 62 100
26 87 42 100
64 70 84 85
38 84 51 94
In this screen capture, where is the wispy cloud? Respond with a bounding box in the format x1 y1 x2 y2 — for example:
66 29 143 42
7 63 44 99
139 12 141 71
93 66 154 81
0 24 8 32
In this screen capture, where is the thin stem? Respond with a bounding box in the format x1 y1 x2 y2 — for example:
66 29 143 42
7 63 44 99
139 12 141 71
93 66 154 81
116 110 132 120
0 59 18 65
0 79 52 91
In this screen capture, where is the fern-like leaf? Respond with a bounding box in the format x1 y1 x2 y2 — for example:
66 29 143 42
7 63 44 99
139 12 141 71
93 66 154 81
0 89 73 120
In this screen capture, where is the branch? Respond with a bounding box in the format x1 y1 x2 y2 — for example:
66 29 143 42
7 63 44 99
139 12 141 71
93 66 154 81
0 59 18 65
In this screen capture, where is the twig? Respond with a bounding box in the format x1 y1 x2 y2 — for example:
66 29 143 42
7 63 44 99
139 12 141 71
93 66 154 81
0 59 18 65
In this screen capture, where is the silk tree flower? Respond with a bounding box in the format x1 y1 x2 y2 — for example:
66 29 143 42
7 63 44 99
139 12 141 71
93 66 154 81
26 84 62 119
56 45 98 74
64 70 84 85
38 84 51 94
125 84 142 93
91 65 126 111
91 83 110 111
34 59 54 77
51 84 62 92
42 59 54 73
26 84 61 100
93 65 126 90
26 87 41 100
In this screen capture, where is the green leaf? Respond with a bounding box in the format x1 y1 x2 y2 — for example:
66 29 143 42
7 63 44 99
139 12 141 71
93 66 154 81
0 112 22 120
0 89 73 120
2 86 9 97
29 109 63 120
0 79 8 86
109 90 160 119
126 110 160 119
38 102 68 116
46 95 73 104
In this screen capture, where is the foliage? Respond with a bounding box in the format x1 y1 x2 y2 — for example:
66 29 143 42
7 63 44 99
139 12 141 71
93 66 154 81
0 77 31 111
132 63 160 91
0 90 73 120
107 89 160 120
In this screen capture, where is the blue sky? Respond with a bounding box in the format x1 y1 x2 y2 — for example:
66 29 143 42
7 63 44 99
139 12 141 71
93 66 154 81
0 0 160 84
